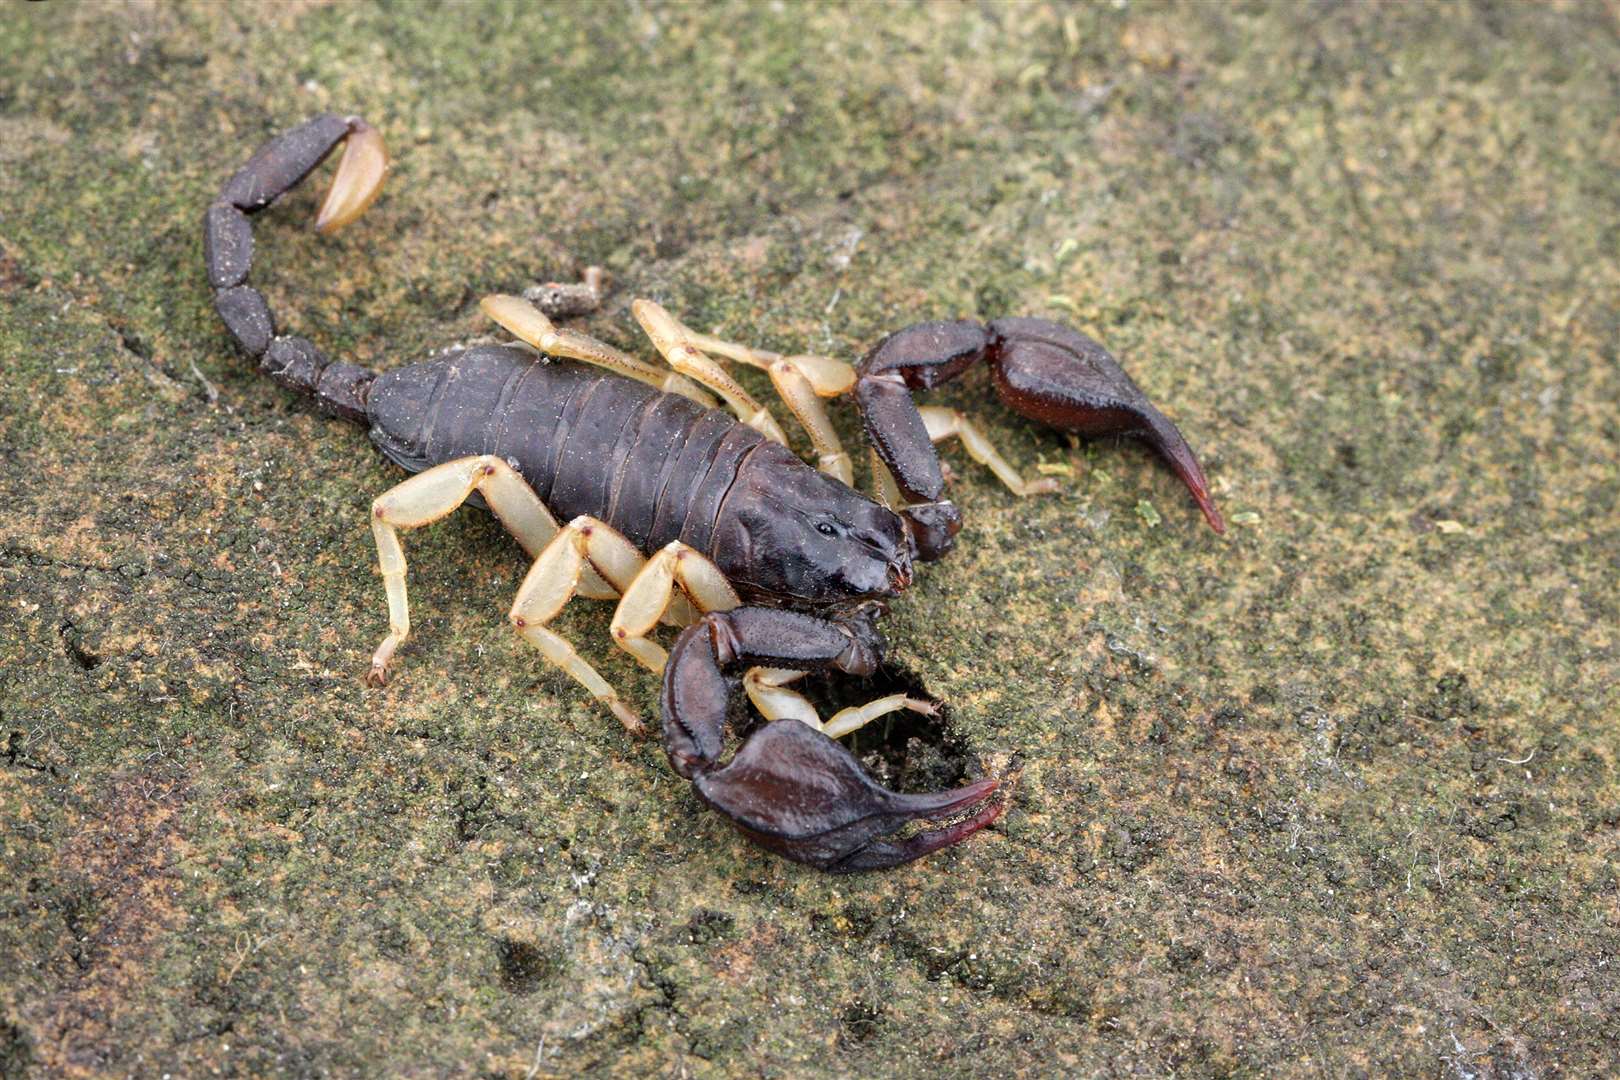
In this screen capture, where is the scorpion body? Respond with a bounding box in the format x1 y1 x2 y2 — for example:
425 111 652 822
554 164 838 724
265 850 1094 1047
206 114 1221 872
365 349 906 606
373 351 746 559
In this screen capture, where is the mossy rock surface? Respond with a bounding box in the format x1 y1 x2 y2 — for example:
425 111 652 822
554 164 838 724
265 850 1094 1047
3 3 1617 1076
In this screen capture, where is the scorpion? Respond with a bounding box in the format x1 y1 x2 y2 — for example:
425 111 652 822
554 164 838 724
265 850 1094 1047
205 114 1223 873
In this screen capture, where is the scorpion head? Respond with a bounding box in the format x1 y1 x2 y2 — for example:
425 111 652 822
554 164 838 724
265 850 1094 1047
717 445 913 608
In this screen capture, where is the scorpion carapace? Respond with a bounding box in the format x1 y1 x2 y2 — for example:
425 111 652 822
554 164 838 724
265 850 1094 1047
205 114 1222 873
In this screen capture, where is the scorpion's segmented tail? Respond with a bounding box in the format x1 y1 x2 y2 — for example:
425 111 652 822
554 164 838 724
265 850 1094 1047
204 113 389 424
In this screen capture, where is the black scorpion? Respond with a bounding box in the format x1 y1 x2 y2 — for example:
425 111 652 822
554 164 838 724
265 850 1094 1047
205 114 1222 872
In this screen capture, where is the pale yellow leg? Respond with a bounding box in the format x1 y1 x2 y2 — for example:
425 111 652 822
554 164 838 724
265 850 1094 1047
367 455 583 685
742 667 936 738
639 304 858 483
480 294 717 407
508 516 651 735
918 406 1060 497
676 327 856 405
581 529 919 736
824 695 937 739
870 448 903 508
604 539 920 737
609 542 740 674
765 360 854 485
631 300 790 444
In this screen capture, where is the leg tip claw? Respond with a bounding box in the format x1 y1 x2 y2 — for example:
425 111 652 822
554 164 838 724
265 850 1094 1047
368 636 402 686
609 699 649 739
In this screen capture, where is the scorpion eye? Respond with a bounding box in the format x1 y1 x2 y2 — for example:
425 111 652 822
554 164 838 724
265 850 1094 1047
816 522 838 538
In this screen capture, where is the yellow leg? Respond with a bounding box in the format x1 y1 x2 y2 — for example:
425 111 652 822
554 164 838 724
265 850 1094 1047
367 455 578 685
480 293 716 407
631 299 790 444
918 406 1060 497
635 300 858 483
609 542 740 674
508 516 651 735
870 447 903 508
743 667 936 738
764 359 854 485
490 290 860 484
606 540 918 738
678 320 856 484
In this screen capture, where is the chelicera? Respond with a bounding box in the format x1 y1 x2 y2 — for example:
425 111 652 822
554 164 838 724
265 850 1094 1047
206 114 1223 873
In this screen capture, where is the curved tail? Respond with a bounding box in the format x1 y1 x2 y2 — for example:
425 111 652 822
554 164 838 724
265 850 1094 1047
204 113 390 424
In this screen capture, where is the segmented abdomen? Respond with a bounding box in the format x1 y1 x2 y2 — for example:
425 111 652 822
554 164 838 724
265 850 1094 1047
365 345 765 555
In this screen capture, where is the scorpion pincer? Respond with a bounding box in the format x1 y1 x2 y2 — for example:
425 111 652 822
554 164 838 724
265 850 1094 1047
205 114 1222 873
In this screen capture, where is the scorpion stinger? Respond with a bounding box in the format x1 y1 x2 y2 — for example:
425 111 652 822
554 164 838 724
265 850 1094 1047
662 607 1004 872
205 113 389 422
